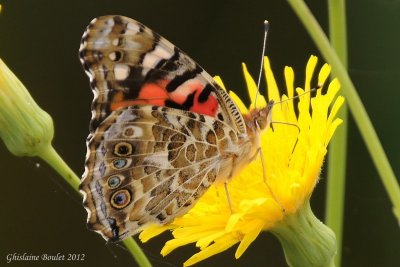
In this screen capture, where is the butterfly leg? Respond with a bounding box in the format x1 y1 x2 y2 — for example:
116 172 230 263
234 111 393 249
224 181 234 213
269 121 300 155
221 153 240 214
258 147 286 212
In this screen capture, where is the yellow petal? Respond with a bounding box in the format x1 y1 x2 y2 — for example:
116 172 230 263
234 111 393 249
213 75 226 91
139 224 174 242
161 229 219 256
242 63 257 103
184 235 238 266
242 63 267 109
229 90 249 114
284 66 295 98
235 220 264 258
304 55 318 107
318 63 331 87
328 95 345 125
327 118 344 143
140 55 344 266
264 56 280 102
283 66 296 119
196 231 226 250
226 213 243 232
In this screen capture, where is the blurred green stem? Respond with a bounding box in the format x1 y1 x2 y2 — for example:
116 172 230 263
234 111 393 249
287 0 400 223
37 145 152 267
37 145 80 191
326 0 348 266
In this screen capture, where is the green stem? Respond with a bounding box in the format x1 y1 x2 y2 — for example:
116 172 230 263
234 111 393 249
37 145 152 267
287 0 400 223
37 145 80 191
123 237 153 267
326 0 348 266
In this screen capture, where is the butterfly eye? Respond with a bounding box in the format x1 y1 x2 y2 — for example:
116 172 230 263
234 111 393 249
110 189 131 209
112 158 128 169
114 142 133 157
107 175 123 189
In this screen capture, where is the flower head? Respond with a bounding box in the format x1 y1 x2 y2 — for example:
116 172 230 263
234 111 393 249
0 59 54 156
140 56 344 266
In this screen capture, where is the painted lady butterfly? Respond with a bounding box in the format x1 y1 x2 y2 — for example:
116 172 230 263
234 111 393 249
79 15 273 241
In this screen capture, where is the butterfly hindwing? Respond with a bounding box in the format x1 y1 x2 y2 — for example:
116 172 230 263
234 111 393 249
81 105 227 240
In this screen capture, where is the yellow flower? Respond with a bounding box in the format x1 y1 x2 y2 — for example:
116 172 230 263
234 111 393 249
0 59 54 156
140 56 344 266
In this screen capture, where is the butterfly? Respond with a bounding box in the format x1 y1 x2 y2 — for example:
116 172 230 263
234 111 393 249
79 15 273 241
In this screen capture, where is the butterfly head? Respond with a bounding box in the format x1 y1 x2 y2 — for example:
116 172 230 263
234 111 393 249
246 100 274 133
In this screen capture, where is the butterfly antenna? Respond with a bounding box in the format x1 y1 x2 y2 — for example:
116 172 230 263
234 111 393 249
254 20 269 109
274 86 319 106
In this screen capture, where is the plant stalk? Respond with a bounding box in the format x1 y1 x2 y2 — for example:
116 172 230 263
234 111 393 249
326 0 348 266
287 0 400 225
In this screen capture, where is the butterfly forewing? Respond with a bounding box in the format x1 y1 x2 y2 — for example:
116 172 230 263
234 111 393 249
79 15 245 133
79 15 252 241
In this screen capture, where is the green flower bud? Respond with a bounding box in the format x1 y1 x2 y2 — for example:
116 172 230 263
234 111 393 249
0 59 54 156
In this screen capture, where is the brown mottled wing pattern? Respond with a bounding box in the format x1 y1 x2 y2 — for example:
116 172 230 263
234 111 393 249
80 105 238 241
79 15 249 241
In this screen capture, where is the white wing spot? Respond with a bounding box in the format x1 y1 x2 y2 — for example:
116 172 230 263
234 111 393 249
142 53 161 69
92 38 110 49
153 44 173 59
123 125 143 138
104 18 115 27
126 22 140 35
112 38 119 46
99 27 112 36
109 52 117 61
125 40 141 49
114 64 130 80
89 18 98 25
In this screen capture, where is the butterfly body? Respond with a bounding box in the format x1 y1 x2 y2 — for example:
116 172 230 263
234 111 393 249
79 15 271 241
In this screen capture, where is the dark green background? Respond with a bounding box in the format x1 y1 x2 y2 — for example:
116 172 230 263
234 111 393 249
0 0 399 266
